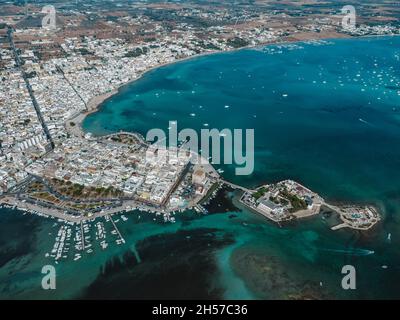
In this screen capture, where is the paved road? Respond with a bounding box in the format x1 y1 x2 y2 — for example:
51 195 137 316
219 179 255 194
8 27 55 149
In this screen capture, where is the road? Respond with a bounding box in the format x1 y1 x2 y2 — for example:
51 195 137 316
56 65 88 110
219 178 255 194
7 27 55 149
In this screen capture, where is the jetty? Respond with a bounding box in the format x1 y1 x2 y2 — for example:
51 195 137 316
108 215 125 244
80 221 85 251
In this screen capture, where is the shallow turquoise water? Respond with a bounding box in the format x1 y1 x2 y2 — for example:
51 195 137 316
85 36 400 298
84 37 400 207
1 36 400 299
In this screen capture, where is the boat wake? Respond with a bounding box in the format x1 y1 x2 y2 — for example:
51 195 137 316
359 118 371 125
320 248 375 256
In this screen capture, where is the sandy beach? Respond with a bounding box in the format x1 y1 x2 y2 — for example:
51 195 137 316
65 90 117 138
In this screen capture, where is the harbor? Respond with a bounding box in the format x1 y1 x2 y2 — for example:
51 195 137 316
10 203 135 264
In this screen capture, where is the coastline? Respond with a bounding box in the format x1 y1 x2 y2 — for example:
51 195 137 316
71 32 400 139
6 32 395 226
69 33 354 138
66 89 118 138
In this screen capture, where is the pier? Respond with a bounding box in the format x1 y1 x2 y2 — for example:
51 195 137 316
80 221 85 251
108 215 125 244
331 223 348 230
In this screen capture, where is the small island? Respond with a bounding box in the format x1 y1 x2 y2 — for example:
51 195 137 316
240 180 380 231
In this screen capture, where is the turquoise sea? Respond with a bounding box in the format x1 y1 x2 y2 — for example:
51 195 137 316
1 36 400 299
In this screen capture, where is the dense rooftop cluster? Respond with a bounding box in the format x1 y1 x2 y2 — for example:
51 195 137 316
0 47 48 192
0 0 397 217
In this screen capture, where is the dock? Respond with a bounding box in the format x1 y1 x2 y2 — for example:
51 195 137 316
80 221 85 251
108 215 125 244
